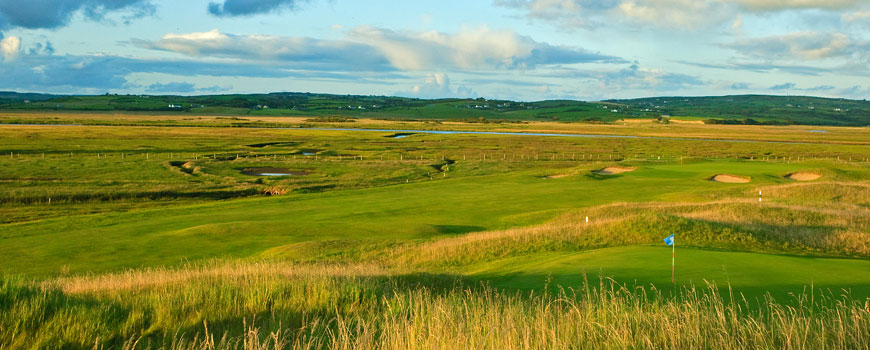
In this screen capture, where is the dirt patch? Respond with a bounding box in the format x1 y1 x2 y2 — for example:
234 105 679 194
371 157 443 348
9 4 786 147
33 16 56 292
594 166 637 175
786 172 821 181
241 167 310 176
710 174 750 183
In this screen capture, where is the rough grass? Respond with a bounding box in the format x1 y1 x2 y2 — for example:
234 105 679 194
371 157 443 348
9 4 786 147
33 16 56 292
2 261 870 350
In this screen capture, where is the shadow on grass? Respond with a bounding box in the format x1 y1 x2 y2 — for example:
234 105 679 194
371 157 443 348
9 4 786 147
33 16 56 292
584 173 623 181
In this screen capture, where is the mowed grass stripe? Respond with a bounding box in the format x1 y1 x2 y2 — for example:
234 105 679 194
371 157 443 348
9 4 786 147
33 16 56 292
470 246 870 299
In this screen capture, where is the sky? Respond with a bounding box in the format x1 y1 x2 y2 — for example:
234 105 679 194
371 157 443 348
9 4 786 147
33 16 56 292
0 0 868 101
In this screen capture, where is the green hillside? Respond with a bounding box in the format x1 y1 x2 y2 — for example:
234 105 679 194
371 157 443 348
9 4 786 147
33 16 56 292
2 92 868 125
608 95 870 126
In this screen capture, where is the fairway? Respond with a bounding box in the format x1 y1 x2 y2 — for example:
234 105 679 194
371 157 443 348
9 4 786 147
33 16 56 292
1 158 858 275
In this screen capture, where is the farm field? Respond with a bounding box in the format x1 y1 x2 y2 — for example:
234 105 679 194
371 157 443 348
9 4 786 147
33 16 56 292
1 115 869 349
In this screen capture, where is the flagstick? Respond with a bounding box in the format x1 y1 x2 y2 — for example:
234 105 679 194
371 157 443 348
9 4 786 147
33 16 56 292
672 240 675 284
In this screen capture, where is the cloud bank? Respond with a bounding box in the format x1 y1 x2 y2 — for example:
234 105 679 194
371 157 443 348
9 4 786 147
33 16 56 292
728 32 860 61
0 0 155 31
135 26 625 72
496 0 868 30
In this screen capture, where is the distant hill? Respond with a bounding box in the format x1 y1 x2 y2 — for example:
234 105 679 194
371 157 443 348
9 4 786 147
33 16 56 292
606 95 870 126
0 91 60 102
1 92 867 126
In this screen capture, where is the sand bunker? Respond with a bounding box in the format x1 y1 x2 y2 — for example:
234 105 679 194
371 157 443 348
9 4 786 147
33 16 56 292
594 166 637 175
710 174 750 183
786 172 821 181
546 174 571 179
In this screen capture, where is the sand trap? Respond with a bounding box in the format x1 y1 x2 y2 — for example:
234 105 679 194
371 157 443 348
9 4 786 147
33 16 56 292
594 166 637 175
546 174 571 179
786 172 821 181
710 174 750 183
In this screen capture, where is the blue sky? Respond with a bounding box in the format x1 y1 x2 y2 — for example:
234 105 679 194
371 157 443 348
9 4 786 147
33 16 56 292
0 0 868 101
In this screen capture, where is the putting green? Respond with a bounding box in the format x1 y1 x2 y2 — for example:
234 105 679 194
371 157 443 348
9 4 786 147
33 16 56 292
470 246 870 300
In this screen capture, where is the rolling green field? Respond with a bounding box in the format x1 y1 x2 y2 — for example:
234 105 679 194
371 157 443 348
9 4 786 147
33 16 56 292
1 115 869 349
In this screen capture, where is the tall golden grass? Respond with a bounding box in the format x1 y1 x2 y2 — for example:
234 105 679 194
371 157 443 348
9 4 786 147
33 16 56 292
3 261 869 350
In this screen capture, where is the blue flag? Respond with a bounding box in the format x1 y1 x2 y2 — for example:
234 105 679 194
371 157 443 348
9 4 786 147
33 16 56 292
664 234 674 246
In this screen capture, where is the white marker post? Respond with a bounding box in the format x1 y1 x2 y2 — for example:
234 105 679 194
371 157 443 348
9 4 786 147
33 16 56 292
672 238 675 283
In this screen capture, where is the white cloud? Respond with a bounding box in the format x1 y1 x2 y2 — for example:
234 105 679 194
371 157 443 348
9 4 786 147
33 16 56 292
348 25 623 70
842 10 870 22
400 72 476 98
728 32 860 61
136 27 622 72
1 36 20 61
736 0 859 11
731 14 744 30
494 0 591 28
412 73 451 96
617 0 733 29
350 25 536 70
497 0 867 30
163 29 228 41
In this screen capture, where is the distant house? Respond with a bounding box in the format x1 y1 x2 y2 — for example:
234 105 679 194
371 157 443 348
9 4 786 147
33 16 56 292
168 104 182 109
